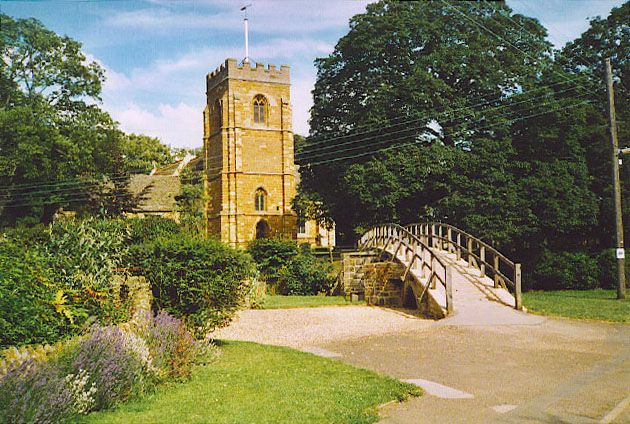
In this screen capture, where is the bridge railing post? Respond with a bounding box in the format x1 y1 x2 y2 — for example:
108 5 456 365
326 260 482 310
456 232 461 261
493 254 500 288
467 237 473 267
446 266 453 315
515 263 522 310
480 246 486 278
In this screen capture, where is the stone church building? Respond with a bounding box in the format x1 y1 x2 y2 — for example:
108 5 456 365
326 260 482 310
203 58 334 247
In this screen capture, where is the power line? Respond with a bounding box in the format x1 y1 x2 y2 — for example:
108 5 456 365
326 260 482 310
297 84 588 160
297 92 592 163
304 99 593 167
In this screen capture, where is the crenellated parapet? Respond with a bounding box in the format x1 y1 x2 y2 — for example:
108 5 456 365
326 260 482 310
207 58 290 91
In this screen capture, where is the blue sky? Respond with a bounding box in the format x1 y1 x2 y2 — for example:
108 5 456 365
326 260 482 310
1 0 624 148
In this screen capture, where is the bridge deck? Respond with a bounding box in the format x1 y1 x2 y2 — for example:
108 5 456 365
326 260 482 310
386 245 542 325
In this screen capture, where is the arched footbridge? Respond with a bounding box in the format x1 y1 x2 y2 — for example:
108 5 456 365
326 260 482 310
344 223 529 322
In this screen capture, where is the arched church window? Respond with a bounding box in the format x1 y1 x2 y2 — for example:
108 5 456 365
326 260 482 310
253 95 267 125
255 188 267 211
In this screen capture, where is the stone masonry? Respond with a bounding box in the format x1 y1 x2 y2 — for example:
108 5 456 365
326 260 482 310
362 261 405 308
204 59 296 246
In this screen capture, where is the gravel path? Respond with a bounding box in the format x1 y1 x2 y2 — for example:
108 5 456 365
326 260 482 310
212 306 433 349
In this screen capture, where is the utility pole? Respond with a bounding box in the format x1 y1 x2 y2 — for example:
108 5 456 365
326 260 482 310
605 58 626 300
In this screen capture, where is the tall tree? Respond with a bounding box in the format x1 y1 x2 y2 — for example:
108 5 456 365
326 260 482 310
0 14 126 224
122 134 173 174
299 0 554 241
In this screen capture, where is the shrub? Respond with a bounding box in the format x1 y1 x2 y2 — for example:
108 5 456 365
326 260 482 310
138 236 255 334
0 241 75 348
1 224 49 247
127 216 181 245
131 311 198 380
277 248 334 295
531 250 598 290
46 218 133 328
0 358 76 424
47 217 130 291
57 325 155 411
247 238 298 284
244 276 267 309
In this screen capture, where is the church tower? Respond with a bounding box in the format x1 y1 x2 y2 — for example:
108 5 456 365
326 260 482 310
204 59 297 246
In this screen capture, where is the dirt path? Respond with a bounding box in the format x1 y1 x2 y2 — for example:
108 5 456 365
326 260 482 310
214 306 630 423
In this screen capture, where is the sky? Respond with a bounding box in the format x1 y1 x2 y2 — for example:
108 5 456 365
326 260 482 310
1 0 625 149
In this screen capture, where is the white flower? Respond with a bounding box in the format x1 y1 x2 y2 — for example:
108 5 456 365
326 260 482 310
64 369 97 414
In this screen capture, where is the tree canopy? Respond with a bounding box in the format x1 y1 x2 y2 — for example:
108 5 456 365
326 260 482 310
0 14 172 224
298 0 628 289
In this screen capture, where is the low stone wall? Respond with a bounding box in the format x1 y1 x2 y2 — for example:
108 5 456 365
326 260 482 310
341 251 380 297
112 275 152 323
362 262 405 307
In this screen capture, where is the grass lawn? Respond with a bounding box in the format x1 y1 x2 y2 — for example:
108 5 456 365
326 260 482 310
81 341 420 424
263 295 365 309
523 289 630 323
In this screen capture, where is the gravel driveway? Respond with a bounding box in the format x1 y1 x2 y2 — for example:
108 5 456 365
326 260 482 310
212 305 433 349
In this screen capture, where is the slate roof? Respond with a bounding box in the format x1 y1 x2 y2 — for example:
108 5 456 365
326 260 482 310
128 174 181 212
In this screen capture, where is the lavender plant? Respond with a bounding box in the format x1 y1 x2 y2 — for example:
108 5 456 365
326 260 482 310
132 311 198 380
60 325 155 410
0 358 76 424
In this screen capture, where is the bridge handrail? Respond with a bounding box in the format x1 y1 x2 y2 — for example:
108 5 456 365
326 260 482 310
405 222 522 310
358 223 453 314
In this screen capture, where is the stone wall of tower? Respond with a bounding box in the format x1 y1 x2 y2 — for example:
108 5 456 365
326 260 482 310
204 58 297 246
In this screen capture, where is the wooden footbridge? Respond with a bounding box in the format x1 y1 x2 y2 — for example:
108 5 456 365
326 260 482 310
345 223 528 322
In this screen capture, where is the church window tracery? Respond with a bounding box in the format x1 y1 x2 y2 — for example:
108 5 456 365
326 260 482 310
253 95 267 125
255 188 267 211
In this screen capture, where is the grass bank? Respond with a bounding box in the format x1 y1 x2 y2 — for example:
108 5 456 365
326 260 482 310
263 294 365 309
523 289 629 323
82 341 419 424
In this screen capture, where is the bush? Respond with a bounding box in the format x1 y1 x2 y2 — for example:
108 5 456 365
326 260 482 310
57 325 155 411
244 276 267 309
131 311 198 380
127 216 181 245
138 236 255 334
531 250 598 290
277 248 334 295
0 241 75 348
0 358 76 424
597 249 630 289
247 238 298 284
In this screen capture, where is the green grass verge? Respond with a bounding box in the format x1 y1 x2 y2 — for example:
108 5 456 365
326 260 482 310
523 289 630 323
263 295 365 309
80 341 420 424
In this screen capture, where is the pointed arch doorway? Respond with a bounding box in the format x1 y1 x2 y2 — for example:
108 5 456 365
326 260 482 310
255 219 270 239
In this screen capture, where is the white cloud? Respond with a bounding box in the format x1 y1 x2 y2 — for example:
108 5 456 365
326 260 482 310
106 0 370 33
110 102 202 148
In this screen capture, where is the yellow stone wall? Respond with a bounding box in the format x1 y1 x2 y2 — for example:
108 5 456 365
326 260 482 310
204 59 297 246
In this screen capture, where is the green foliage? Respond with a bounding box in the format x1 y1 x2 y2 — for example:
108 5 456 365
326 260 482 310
0 241 74 347
176 168 206 236
0 14 131 224
298 1 628 290
596 249 629 290
247 238 299 284
122 134 173 174
127 216 181 245
47 218 130 291
531 250 599 291
301 1 553 242
243 278 267 309
138 236 255 334
277 247 334 296
0 218 134 348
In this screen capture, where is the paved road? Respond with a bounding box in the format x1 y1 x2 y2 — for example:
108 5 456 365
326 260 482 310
216 307 630 423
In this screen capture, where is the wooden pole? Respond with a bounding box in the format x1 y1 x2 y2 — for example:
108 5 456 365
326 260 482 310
605 58 626 300
514 263 522 310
